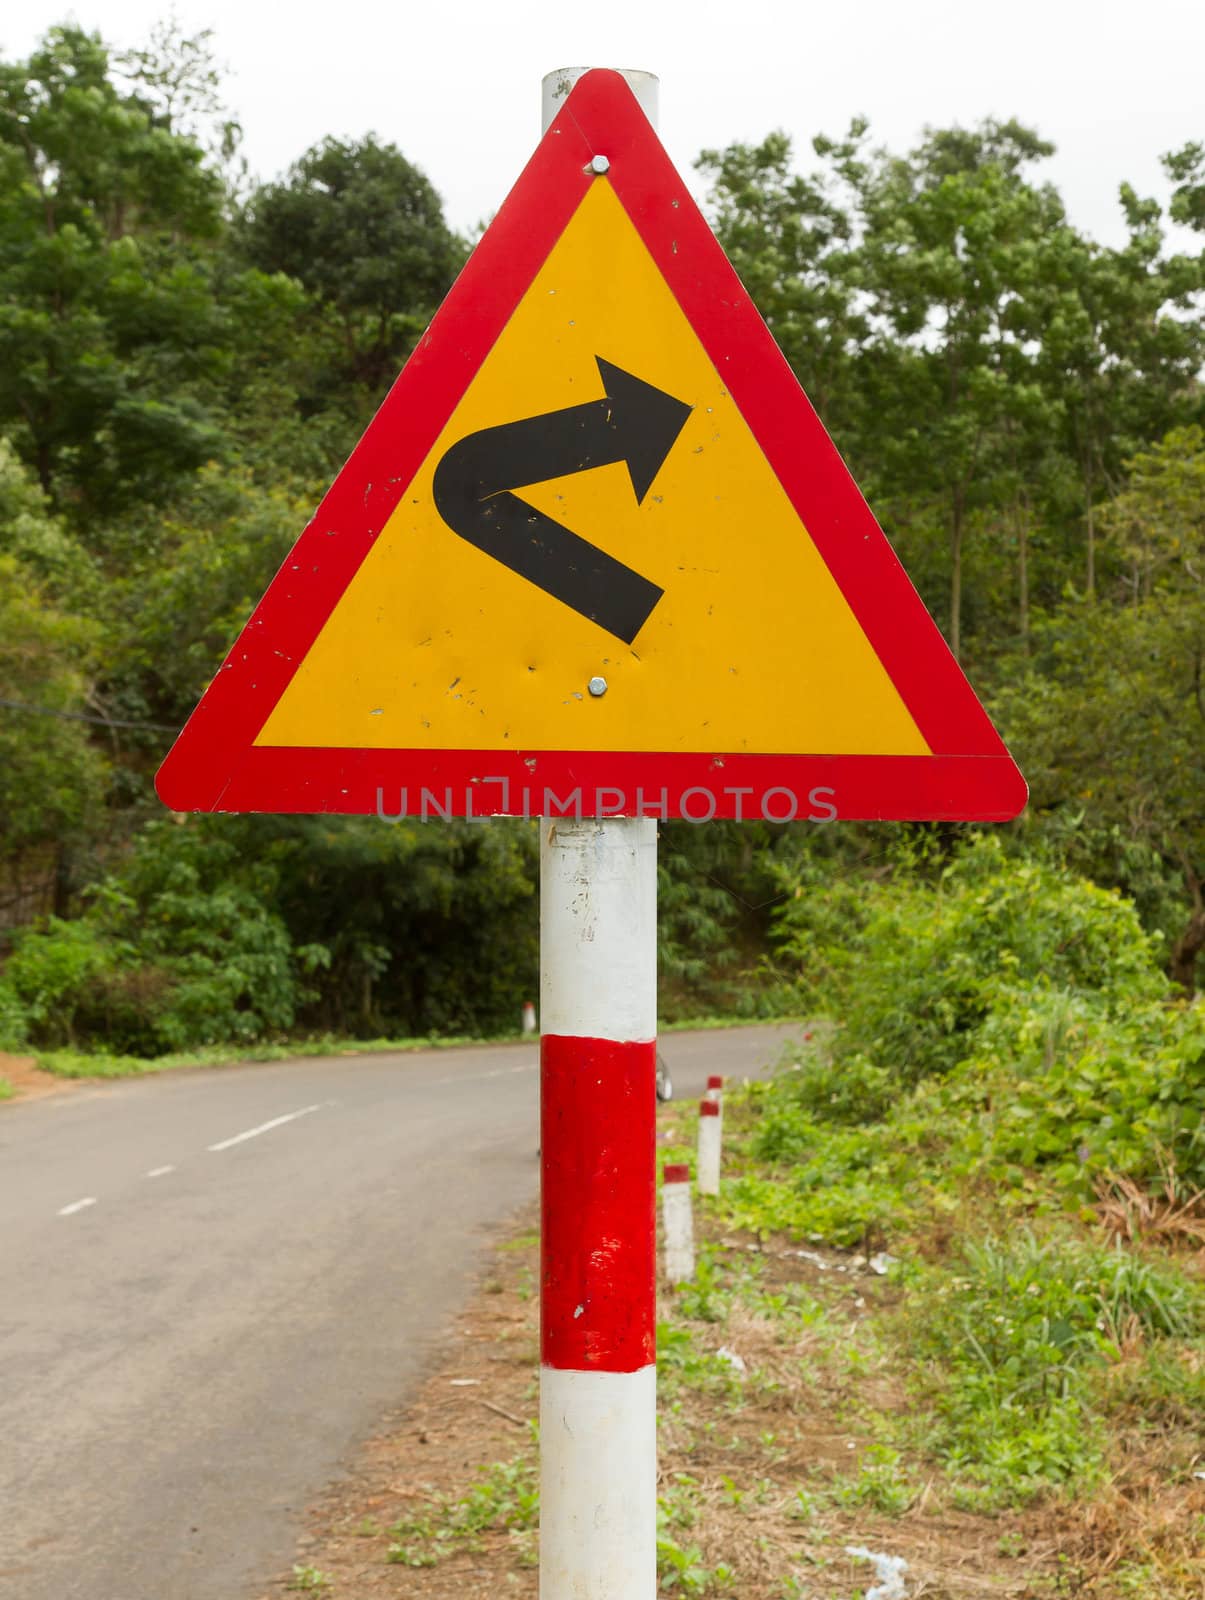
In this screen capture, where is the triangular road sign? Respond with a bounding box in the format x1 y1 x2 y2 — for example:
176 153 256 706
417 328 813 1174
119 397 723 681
157 69 1026 823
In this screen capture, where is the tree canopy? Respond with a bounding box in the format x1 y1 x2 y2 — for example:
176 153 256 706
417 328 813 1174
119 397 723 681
0 25 1202 1062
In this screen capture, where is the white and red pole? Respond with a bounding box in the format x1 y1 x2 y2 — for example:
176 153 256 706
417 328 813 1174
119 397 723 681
539 815 658 1597
698 1097 722 1196
706 1073 724 1101
662 1162 695 1285
536 69 662 1600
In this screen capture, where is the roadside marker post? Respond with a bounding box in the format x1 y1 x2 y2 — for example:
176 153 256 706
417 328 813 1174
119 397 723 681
706 1073 724 1101
662 1163 695 1286
698 1097 723 1197
154 62 1025 1600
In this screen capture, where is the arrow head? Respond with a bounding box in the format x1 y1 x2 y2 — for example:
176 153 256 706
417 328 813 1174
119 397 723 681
595 357 692 503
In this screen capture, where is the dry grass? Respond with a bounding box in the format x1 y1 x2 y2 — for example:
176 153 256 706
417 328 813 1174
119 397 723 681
1094 1152 1205 1251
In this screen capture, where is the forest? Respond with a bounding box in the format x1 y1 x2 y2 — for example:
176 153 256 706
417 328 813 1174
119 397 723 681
0 23 1202 1066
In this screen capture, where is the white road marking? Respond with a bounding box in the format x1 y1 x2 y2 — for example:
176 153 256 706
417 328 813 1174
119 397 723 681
429 1062 537 1087
207 1104 322 1153
58 1197 97 1217
146 1166 175 1178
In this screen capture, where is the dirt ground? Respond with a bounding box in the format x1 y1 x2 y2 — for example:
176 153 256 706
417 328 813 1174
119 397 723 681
0 1051 75 1104
256 1188 1203 1600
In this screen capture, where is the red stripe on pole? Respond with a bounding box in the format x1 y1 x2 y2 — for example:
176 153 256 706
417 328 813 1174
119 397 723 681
700 1098 720 1117
542 1033 656 1373
663 1164 690 1184
707 1075 724 1090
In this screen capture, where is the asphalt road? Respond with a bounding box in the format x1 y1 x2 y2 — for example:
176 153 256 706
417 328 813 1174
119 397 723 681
0 1023 797 1600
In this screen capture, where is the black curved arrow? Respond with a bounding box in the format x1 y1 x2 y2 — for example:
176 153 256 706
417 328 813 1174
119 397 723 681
432 356 691 643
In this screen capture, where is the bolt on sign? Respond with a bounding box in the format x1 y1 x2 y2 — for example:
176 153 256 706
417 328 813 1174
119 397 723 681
156 70 1026 824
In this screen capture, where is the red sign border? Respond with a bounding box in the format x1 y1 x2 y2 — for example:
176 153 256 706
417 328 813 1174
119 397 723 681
156 69 1026 822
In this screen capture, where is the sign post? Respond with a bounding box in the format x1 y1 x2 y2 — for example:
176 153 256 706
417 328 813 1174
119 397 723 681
537 73 662 1599
156 62 1026 1600
539 814 657 1595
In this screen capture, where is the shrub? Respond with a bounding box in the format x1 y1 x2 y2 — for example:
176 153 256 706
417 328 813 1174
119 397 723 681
0 977 29 1051
758 837 1204 1203
7 821 322 1055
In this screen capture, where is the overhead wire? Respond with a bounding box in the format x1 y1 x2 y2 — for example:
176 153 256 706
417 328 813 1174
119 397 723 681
0 696 178 733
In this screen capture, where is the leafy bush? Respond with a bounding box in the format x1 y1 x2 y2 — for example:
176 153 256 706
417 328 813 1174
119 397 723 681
774 834 1168 1093
4 918 120 1043
7 821 319 1054
942 989 1205 1191
753 837 1205 1218
0 974 29 1051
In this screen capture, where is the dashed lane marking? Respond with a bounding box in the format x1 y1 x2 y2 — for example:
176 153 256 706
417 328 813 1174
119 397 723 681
207 1104 323 1153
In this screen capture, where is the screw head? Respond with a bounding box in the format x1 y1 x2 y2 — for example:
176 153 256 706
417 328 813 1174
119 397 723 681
587 676 608 697
590 154 610 175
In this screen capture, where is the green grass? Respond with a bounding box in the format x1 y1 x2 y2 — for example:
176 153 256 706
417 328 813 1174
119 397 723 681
659 1014 806 1034
386 1454 539 1568
707 1075 1205 1514
27 1012 798 1081
32 1030 525 1079
901 1229 1203 1507
284 1567 332 1592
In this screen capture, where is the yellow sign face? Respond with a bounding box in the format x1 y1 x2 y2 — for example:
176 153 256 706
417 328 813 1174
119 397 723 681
258 181 927 758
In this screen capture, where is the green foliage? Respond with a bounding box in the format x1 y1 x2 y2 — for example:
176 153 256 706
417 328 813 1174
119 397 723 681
103 463 311 729
386 1453 537 1567
995 427 1205 990
6 820 316 1053
239 135 462 405
1 21 1202 1070
0 554 106 865
907 1232 1202 1503
0 978 28 1052
657 1322 749 1400
704 1093 1203 1517
0 27 230 515
239 814 539 1038
776 836 1169 1090
831 1444 914 1515
656 820 811 1020
656 1534 734 1594
740 839 1205 1247
0 441 107 871
283 1567 331 1593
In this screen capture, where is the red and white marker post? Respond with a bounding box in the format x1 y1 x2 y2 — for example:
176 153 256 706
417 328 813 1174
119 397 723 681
698 1097 722 1196
540 815 658 1596
662 1163 695 1285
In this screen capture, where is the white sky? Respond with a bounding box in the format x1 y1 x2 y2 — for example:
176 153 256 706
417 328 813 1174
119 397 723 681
5 0 1204 248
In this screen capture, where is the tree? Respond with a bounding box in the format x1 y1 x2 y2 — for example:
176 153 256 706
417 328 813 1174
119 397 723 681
239 136 463 405
998 428 1205 990
0 445 105 897
1031 182 1203 599
0 26 230 515
847 121 1067 661
697 127 864 438
1164 140 1205 233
